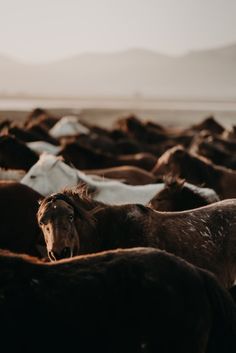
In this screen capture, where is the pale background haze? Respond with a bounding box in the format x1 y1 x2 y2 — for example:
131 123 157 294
1 0 236 63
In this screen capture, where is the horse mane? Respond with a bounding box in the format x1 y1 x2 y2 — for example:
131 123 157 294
64 182 94 200
38 184 105 225
38 192 80 215
63 183 105 212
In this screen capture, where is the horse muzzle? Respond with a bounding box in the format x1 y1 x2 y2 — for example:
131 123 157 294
48 247 73 261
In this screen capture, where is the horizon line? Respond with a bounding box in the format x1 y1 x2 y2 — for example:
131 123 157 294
1 39 236 66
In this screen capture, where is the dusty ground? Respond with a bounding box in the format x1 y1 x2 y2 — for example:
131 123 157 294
0 107 235 130
0 98 235 128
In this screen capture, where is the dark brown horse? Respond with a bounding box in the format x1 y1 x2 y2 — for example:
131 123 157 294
8 124 59 145
59 141 157 171
38 188 236 288
148 177 220 211
187 116 225 135
84 165 157 185
115 115 168 144
152 146 236 199
229 285 236 304
1 247 236 353
0 135 38 170
0 181 45 257
114 115 194 152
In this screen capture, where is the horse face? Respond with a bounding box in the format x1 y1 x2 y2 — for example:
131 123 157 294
148 187 173 211
21 167 53 196
21 155 78 196
153 148 182 178
38 200 79 261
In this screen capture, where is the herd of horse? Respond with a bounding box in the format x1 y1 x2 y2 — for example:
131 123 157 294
1 108 236 352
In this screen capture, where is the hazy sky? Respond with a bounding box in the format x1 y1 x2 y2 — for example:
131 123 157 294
1 0 236 63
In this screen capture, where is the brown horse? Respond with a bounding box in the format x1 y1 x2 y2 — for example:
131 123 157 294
148 177 220 211
0 181 45 257
24 107 59 130
152 146 236 199
0 247 236 353
190 133 236 170
84 165 157 185
38 188 236 288
224 125 236 141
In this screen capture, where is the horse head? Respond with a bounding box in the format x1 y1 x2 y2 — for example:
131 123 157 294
37 190 97 261
21 153 79 196
148 176 220 211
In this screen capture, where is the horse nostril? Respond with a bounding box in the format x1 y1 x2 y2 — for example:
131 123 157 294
48 248 71 261
61 247 71 258
48 251 57 262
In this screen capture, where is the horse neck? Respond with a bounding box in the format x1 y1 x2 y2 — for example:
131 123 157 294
181 186 208 209
71 191 104 211
181 156 220 189
74 202 109 254
51 160 83 185
94 204 160 249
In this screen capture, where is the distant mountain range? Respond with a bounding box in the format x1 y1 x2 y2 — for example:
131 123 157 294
0 43 236 99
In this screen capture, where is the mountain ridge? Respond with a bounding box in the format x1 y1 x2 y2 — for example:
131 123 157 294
1 43 236 98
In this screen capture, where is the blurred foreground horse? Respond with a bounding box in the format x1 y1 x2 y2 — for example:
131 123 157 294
0 247 236 353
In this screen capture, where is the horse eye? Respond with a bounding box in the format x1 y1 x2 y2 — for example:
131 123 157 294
39 220 44 226
69 215 74 221
30 175 37 179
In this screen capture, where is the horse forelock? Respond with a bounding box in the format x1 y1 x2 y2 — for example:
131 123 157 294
38 193 79 216
38 185 100 219
64 183 95 200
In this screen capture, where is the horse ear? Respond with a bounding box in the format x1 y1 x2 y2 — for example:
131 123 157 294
176 177 185 188
164 175 185 191
38 198 43 206
164 174 177 187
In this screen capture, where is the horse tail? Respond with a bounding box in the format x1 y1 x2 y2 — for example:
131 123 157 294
201 270 236 353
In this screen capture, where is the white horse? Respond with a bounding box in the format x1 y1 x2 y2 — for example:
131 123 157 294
21 154 166 205
49 116 90 138
21 154 218 206
27 141 61 155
